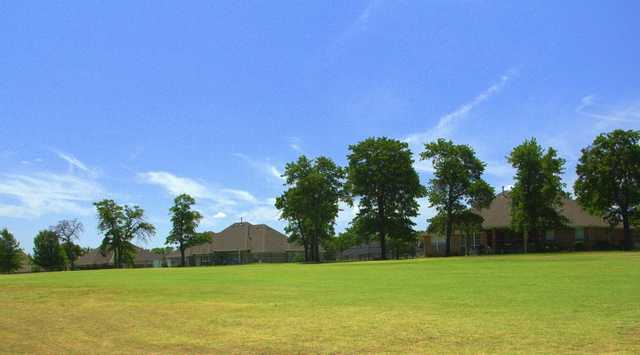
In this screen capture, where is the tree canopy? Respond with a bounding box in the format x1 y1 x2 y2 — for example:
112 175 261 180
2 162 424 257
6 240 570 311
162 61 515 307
52 219 84 269
347 137 425 260
422 139 494 256
575 129 640 250
508 138 568 252
32 229 66 271
276 155 347 262
94 199 156 268
166 193 206 267
0 228 22 273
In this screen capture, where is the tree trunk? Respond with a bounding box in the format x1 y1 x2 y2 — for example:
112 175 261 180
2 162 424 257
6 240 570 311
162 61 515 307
445 210 453 257
180 245 186 267
378 196 387 260
465 236 470 256
314 235 321 262
523 230 528 253
310 234 317 262
622 213 632 251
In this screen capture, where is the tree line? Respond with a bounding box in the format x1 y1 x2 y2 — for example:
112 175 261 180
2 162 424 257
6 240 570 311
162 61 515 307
0 193 208 273
1 129 639 273
276 129 640 262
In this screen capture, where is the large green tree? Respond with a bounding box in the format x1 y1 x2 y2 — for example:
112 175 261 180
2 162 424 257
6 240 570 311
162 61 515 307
32 230 66 271
508 138 568 252
94 199 156 268
276 155 347 262
575 129 640 250
0 228 22 273
52 219 84 269
421 139 494 256
166 194 206 267
347 137 425 260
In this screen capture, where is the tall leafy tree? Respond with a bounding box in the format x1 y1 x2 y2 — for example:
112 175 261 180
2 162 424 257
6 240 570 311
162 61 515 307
575 129 640 250
276 155 347 262
52 219 84 269
32 230 66 271
508 138 568 252
422 139 494 256
94 199 156 268
0 228 22 273
347 137 425 260
166 194 206 267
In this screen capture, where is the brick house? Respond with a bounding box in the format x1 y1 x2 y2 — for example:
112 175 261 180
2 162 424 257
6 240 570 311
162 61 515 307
423 192 638 256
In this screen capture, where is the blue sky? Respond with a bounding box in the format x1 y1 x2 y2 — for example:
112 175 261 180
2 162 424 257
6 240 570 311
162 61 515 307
2 1 639 251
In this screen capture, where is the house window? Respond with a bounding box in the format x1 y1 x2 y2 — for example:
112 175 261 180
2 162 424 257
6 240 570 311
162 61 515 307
575 228 585 242
545 230 555 241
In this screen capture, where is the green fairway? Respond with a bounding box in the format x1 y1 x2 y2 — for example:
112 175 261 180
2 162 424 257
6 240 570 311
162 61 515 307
1 252 639 354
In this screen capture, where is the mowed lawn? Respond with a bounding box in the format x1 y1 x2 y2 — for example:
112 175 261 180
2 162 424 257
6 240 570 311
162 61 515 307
1 253 639 354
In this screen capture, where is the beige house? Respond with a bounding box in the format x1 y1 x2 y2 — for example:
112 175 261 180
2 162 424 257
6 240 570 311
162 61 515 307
422 192 638 256
167 222 303 266
466 192 634 254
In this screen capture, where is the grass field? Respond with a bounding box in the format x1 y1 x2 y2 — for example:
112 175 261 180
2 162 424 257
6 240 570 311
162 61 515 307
1 252 639 354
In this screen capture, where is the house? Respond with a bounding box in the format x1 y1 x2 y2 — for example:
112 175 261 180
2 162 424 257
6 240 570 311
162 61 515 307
166 221 304 266
437 191 638 255
75 246 163 269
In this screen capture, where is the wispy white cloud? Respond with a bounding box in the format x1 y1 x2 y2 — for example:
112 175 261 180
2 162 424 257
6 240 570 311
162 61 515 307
576 95 640 124
221 188 258 204
0 172 105 218
404 69 516 172
136 171 213 200
288 137 303 153
138 171 279 227
484 160 515 178
234 153 285 181
235 205 281 225
330 0 384 52
53 149 99 177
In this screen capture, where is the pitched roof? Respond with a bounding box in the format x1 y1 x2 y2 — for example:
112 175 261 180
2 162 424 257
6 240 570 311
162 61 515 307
75 249 112 266
76 245 161 266
173 222 301 257
476 192 613 229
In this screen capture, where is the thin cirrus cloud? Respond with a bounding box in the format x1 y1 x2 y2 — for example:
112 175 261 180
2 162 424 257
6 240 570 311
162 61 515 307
0 151 105 219
576 95 640 125
233 153 285 181
330 0 385 52
136 171 280 226
288 137 303 153
404 69 516 173
53 149 99 177
0 172 104 218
